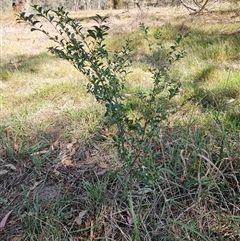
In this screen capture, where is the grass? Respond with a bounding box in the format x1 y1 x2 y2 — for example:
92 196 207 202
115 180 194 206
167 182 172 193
1 4 240 241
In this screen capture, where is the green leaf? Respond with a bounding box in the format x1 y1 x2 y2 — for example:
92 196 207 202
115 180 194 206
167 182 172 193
87 29 96 39
49 15 54 22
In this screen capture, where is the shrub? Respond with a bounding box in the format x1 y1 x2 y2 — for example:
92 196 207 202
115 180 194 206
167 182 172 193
18 6 185 186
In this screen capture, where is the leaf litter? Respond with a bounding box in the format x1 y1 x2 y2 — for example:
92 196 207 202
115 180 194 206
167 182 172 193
0 135 112 240
0 211 12 232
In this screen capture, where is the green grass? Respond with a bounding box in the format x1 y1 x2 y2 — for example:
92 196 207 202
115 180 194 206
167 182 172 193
1 4 240 241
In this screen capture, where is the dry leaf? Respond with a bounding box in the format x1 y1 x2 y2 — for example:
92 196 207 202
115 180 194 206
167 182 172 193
227 98 235 104
51 138 60 151
11 234 22 241
180 175 185 184
30 180 43 191
5 164 17 171
69 147 76 156
54 157 74 169
53 169 61 176
31 149 49 155
85 151 90 161
62 159 75 167
126 209 133 225
98 162 108 169
67 143 73 149
96 170 107 176
75 210 88 225
0 170 8 175
0 210 12 232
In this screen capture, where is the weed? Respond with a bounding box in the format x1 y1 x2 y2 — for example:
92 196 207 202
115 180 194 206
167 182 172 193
18 6 185 187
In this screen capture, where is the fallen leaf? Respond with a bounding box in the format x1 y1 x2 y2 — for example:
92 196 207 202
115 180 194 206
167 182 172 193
51 138 60 151
69 147 76 156
180 174 186 184
67 143 73 149
0 170 8 175
53 169 61 176
5 164 17 171
11 234 22 241
62 159 75 167
57 151 64 159
30 180 43 191
75 210 88 225
54 156 73 169
227 98 235 104
96 170 107 176
0 210 12 232
31 149 49 155
98 162 108 169
85 151 90 162
126 209 133 225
